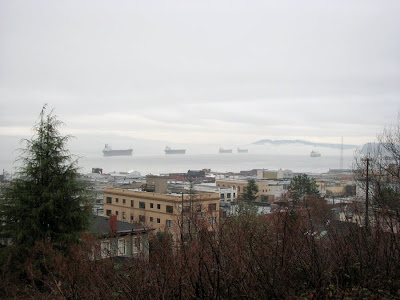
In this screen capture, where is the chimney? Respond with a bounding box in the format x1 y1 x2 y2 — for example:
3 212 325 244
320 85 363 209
110 214 117 232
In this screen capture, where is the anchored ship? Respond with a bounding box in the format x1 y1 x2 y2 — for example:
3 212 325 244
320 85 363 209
237 148 248 153
164 146 186 154
310 150 321 157
103 144 133 156
219 148 233 154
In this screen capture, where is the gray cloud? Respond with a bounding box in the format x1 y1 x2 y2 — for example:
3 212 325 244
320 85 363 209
1 0 399 145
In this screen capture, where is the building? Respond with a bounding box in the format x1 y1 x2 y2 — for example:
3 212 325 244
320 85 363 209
257 169 294 179
216 179 284 203
90 214 152 259
103 176 220 239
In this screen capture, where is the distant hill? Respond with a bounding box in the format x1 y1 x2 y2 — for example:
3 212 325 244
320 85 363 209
252 139 359 149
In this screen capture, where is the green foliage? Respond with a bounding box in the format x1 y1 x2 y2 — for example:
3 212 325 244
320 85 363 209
0 105 91 262
236 179 259 215
241 179 259 203
288 174 319 203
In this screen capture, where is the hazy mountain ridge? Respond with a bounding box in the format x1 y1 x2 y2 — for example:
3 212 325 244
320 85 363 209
253 139 359 149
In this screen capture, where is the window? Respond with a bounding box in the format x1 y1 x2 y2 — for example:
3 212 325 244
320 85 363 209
106 197 112 204
209 217 217 225
100 241 110 258
220 193 225 199
166 220 173 228
118 238 126 255
130 214 134 221
131 200 134 207
233 193 236 198
166 205 173 213
139 215 145 223
132 237 141 253
116 198 119 203
123 199 126 204
157 204 161 209
115 211 119 216
227 193 231 199
139 202 145 209
157 218 161 224
106 209 112 216
208 203 217 211
150 217 153 222
150 203 154 208
122 212 126 220
196 204 202 212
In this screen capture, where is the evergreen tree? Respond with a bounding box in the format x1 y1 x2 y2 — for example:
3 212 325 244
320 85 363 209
288 174 319 203
0 106 91 260
241 179 259 203
237 179 259 215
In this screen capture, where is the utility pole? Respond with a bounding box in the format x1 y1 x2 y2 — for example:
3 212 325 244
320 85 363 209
365 157 370 229
340 136 344 170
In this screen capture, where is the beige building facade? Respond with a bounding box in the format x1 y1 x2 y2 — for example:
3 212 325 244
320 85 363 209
103 188 220 236
216 179 283 203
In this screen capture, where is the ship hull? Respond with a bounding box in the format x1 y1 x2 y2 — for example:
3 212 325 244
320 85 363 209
165 149 186 154
103 149 133 156
219 149 232 153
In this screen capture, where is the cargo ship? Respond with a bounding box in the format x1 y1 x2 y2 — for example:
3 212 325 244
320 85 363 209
310 150 321 157
164 146 186 154
102 144 133 156
219 148 233 154
237 148 248 153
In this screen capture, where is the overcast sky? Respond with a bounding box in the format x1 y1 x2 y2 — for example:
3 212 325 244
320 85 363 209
1 0 399 147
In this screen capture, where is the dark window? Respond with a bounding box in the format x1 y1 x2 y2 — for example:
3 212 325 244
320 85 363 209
116 198 119 203
157 204 161 209
227 193 231 198
139 202 145 209
106 197 112 204
208 203 217 211
157 218 160 224
150 203 154 208
123 199 126 204
166 205 173 213
106 209 112 216
220 193 225 199
150 217 153 222
131 200 134 207
196 204 202 212
139 215 145 222
115 211 119 215
130 214 134 221
166 220 173 228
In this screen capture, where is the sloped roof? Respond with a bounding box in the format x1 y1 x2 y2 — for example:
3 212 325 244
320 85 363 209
89 215 148 235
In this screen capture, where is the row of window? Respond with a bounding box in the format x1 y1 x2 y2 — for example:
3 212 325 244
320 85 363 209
105 209 173 227
105 197 173 213
100 237 141 258
220 193 236 199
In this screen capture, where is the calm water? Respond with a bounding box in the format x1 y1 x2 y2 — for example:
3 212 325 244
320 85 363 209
76 153 355 175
